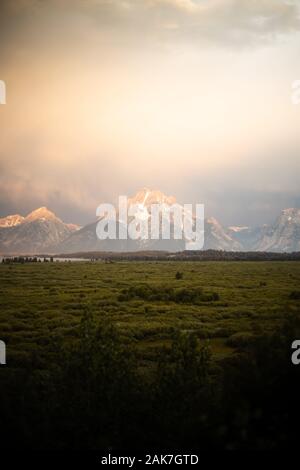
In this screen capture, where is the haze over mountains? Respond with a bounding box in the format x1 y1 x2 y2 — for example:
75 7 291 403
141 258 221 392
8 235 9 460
0 190 299 254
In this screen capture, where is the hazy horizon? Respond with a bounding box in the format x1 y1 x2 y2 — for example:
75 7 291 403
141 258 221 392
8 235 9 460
1 0 300 226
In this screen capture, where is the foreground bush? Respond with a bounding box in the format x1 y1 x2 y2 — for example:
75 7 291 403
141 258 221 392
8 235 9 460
1 310 300 450
118 285 219 304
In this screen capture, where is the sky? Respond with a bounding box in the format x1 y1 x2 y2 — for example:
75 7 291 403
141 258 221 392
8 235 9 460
0 0 300 226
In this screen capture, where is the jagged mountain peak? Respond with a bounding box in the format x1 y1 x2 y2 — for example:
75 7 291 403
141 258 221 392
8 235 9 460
0 214 24 228
280 208 300 221
24 207 60 223
206 217 220 225
128 188 176 207
255 207 300 252
282 207 300 214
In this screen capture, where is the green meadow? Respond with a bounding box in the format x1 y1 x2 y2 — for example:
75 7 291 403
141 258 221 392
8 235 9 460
1 260 300 449
1 260 300 367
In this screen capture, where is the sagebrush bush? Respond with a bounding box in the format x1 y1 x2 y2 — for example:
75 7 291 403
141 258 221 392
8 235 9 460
290 290 300 300
118 285 219 304
226 332 255 348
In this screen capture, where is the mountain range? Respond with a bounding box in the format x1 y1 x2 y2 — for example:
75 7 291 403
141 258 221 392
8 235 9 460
0 207 80 254
0 189 299 254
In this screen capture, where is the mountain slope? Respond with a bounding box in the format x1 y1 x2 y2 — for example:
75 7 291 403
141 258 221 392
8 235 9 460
227 225 268 251
0 207 78 254
255 208 300 252
205 217 242 251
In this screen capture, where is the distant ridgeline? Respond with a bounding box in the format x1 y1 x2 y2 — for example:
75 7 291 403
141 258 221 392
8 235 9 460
55 250 300 261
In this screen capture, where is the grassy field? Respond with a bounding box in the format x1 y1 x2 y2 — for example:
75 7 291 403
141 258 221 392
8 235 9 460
1 260 300 367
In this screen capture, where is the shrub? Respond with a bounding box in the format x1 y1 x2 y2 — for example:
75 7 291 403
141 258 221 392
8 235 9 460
118 285 219 304
226 332 255 348
290 291 300 300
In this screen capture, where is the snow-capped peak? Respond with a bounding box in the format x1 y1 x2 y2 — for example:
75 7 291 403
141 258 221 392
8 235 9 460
228 226 249 233
256 208 300 252
128 188 176 208
24 207 60 223
206 217 220 226
282 208 300 215
0 214 24 228
281 208 300 223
